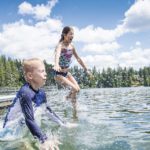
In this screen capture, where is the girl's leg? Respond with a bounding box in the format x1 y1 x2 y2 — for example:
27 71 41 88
54 73 80 101
66 73 80 90
66 73 80 101
54 75 79 92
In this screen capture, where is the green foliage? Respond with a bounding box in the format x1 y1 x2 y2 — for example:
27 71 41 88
0 55 150 88
0 55 22 87
69 65 150 88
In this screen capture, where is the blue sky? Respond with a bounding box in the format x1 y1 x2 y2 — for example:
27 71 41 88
0 0 150 70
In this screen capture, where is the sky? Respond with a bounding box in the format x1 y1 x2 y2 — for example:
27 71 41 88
0 0 150 70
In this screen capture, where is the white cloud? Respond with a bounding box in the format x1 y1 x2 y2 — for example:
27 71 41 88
122 0 150 32
79 55 118 70
73 0 150 46
77 46 150 71
73 25 124 44
18 0 58 20
135 41 141 46
118 47 150 69
0 0 150 71
82 42 120 54
0 18 62 63
18 2 33 15
73 0 150 70
35 18 62 31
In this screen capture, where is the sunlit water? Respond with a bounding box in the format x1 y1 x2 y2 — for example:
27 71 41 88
0 87 150 150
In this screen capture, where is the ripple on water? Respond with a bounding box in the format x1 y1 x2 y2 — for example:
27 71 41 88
0 87 150 150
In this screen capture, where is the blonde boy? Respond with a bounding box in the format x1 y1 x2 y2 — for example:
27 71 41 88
3 58 68 149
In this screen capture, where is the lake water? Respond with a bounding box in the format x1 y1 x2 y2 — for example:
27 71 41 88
0 87 150 150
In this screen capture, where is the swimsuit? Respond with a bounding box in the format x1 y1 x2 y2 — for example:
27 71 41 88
53 48 73 77
59 48 73 68
3 83 64 143
53 70 68 77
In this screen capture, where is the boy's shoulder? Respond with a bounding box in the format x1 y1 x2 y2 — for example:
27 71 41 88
18 83 34 97
19 83 30 92
18 83 46 96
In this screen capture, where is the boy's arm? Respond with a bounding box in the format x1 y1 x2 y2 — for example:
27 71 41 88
45 103 65 126
45 103 78 128
20 94 47 143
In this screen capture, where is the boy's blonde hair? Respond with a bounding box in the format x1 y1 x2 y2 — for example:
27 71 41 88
22 58 44 81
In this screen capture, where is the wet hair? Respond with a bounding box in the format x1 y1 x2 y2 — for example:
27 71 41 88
59 26 73 42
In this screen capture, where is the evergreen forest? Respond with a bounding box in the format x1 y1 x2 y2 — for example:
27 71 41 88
0 55 150 88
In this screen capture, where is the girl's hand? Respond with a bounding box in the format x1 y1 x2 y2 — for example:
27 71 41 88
53 65 61 72
86 70 94 79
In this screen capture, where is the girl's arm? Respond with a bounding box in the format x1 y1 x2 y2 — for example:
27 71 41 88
72 45 88 71
53 44 62 72
72 45 93 77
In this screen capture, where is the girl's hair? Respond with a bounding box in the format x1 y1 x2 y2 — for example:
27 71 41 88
59 26 73 42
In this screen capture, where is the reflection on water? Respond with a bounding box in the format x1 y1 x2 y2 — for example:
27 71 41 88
0 87 150 150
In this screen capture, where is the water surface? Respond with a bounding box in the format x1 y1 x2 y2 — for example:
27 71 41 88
0 87 150 150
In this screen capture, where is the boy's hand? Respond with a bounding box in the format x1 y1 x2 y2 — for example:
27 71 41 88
65 122 78 128
63 122 78 128
40 138 61 150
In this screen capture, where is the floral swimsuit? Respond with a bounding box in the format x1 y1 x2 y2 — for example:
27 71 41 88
53 48 73 77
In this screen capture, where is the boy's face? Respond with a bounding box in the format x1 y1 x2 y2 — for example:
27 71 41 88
29 63 47 89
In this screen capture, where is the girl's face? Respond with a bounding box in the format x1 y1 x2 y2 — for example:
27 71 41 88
64 30 74 43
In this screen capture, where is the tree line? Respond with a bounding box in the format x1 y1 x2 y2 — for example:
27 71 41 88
0 55 150 88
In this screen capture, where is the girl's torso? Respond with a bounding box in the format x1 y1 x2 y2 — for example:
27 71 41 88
59 44 73 68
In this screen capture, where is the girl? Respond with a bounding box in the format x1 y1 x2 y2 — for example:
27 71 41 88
53 26 92 102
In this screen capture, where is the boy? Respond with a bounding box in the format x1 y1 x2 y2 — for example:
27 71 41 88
3 58 73 149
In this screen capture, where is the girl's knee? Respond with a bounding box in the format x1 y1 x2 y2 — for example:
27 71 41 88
73 87 80 93
77 87 80 92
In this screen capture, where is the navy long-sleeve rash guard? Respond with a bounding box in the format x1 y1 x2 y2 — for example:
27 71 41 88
3 83 65 143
